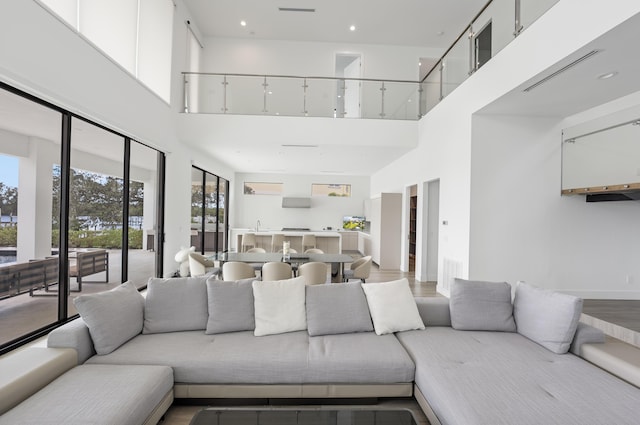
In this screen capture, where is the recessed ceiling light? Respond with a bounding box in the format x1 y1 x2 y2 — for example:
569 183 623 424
597 71 618 80
418 62 422 66
240 20 247 26
349 25 356 31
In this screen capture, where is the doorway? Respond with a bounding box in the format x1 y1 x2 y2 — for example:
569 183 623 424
408 185 418 272
335 53 361 118
420 179 440 283
474 21 492 71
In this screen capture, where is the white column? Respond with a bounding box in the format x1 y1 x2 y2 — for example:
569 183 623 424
17 138 56 262
142 179 156 250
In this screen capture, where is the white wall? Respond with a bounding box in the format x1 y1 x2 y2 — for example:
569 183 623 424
371 0 640 296
233 172 369 234
469 113 640 299
0 0 234 277
202 37 440 81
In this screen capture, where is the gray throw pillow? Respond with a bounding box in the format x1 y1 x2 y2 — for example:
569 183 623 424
450 278 516 332
143 277 208 334
513 281 583 354
205 279 255 334
73 281 144 355
305 282 373 336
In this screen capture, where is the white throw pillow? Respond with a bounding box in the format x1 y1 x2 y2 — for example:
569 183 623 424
253 276 307 336
361 278 425 335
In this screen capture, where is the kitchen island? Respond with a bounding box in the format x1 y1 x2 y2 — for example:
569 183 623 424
231 229 342 253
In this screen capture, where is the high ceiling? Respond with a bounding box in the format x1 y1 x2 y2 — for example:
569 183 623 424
180 0 489 175
183 0 488 48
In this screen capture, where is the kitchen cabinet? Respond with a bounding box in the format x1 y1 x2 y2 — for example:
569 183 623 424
369 193 402 269
340 231 358 251
358 232 371 257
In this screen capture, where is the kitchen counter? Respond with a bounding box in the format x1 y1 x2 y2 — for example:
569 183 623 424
230 229 342 253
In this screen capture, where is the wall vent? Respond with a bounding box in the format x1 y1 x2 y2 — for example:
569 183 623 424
523 50 602 93
442 257 463 292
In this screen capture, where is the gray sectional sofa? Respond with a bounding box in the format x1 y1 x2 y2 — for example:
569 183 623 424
1 276 640 425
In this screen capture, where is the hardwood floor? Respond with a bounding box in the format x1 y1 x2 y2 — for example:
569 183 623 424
581 299 640 348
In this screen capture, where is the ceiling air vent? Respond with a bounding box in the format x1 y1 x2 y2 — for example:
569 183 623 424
278 7 316 13
523 50 602 93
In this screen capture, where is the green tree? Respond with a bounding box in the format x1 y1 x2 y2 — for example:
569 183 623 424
0 182 18 216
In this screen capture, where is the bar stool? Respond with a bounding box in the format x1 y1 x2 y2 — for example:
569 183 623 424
241 233 256 252
270 234 285 253
301 234 316 252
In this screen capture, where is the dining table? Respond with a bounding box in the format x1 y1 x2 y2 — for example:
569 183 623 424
210 252 354 283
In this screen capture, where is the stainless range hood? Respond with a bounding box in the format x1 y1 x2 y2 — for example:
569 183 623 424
282 197 311 208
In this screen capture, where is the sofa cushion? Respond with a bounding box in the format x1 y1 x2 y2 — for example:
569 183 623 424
87 330 415 385
305 283 373 336
73 281 144 355
143 277 208 334
206 279 255 334
397 327 640 425
361 278 425 335
253 276 307 336
450 278 516 332
513 282 583 354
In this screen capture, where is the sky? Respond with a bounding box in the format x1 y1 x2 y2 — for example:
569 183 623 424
0 155 19 188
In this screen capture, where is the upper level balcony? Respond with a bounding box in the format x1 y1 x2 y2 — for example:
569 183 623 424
181 0 560 121
181 73 424 121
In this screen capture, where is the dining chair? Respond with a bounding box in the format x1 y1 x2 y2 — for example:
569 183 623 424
270 234 285 253
301 234 316 251
241 233 256 252
304 248 324 254
342 256 372 283
188 252 220 278
261 262 293 281
297 262 328 285
222 262 256 281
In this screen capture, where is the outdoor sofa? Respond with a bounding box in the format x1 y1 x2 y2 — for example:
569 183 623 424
1 276 639 425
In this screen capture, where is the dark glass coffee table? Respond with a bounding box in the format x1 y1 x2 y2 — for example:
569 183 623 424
190 407 418 425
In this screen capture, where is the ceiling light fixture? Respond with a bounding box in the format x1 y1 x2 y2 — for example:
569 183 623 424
597 71 618 80
240 20 247 26
349 25 356 31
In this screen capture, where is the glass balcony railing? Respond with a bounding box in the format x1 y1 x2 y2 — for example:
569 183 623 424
181 0 559 120
182 73 423 120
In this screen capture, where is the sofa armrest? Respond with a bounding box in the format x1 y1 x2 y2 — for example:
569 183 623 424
569 322 605 356
0 347 77 415
414 297 451 327
47 318 95 364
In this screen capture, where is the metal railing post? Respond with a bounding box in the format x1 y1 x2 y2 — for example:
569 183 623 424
514 0 523 36
262 76 268 114
222 75 228 113
183 74 189 113
379 81 386 118
302 78 308 116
